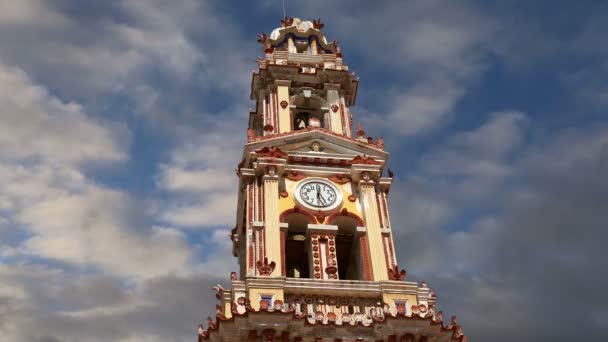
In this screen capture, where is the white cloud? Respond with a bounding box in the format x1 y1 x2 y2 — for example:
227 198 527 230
154 121 245 228
0 64 194 279
0 64 128 164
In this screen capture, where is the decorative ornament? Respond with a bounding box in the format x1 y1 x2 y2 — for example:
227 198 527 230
264 124 274 132
329 174 350 184
356 123 365 138
376 136 384 149
312 18 324 30
280 100 288 109
331 104 339 113
280 191 288 198
247 128 256 141
230 272 237 281
348 195 357 202
315 211 325 223
347 155 380 165
256 257 276 276
257 33 267 44
255 146 288 159
280 16 294 28
388 265 407 281
286 171 306 181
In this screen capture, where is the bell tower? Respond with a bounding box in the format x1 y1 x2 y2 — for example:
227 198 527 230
198 17 467 342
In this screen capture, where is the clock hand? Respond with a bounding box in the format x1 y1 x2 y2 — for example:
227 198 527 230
317 190 327 206
314 185 324 205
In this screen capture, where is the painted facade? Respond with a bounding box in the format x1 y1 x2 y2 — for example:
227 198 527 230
198 17 467 342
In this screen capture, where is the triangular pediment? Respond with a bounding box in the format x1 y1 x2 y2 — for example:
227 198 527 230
244 130 389 162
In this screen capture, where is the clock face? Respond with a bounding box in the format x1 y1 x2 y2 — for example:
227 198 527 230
298 181 337 208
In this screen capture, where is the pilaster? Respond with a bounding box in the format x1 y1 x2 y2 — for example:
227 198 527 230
263 171 282 276
357 177 389 281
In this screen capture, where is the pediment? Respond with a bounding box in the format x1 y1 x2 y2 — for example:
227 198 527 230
244 130 388 162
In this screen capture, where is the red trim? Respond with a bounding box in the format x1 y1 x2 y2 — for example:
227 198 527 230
339 101 346 134
326 208 364 227
280 229 286 276
382 193 390 228
359 234 373 281
279 206 318 224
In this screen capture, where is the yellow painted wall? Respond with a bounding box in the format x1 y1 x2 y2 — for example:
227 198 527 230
264 177 282 275
382 293 418 315
248 288 285 310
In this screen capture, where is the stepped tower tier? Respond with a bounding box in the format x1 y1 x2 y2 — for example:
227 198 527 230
198 17 467 342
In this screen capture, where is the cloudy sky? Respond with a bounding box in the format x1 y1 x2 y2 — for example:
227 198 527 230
0 0 606 341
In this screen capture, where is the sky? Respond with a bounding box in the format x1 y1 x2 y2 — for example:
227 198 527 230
0 0 607 341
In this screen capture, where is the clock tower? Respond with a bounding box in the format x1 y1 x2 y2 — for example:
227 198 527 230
198 17 467 342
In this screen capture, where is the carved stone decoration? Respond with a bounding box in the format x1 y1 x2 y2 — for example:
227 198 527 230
347 155 380 165
376 136 384 149
280 100 288 109
329 174 350 184
362 171 372 182
260 299 270 311
411 305 420 316
396 302 406 316
286 171 306 181
331 104 339 112
230 272 237 281
315 211 325 223
255 146 288 159
447 315 458 330
325 257 338 277
212 284 226 300
280 16 294 27
356 123 365 138
280 191 289 198
388 265 407 281
348 195 356 202
312 18 324 30
454 325 466 341
419 304 427 315
264 124 274 132
256 257 277 276
257 33 267 44
247 128 256 141
267 165 277 176
207 317 216 330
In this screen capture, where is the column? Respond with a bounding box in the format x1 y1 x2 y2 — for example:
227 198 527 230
307 224 339 280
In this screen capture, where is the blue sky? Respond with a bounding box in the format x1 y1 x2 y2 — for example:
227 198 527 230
0 1 607 341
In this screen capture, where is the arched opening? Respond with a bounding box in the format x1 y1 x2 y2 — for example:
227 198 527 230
283 213 311 278
333 216 362 280
291 95 327 130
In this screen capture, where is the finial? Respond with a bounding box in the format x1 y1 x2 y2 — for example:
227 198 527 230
281 16 294 27
356 123 365 138
256 32 267 44
312 18 324 30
